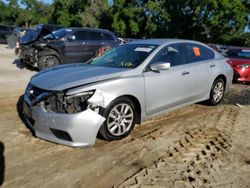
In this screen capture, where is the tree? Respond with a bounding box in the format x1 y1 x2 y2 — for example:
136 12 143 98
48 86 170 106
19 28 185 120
80 0 110 28
110 0 169 38
164 0 248 43
51 0 89 27
110 0 249 45
0 0 20 25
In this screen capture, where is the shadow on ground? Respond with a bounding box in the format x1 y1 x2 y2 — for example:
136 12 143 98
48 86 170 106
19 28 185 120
223 85 250 105
12 59 38 71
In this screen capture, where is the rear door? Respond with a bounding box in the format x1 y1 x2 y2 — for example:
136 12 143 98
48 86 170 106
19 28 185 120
101 32 119 47
143 43 192 115
84 31 105 61
184 43 216 100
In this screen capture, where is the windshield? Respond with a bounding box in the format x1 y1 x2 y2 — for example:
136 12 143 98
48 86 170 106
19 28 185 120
45 28 72 39
90 44 158 68
226 49 250 59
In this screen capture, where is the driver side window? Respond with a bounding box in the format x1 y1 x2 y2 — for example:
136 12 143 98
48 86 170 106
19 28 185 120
150 43 185 67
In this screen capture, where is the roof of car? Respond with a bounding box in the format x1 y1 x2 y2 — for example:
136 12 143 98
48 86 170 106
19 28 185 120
128 39 202 46
67 27 113 33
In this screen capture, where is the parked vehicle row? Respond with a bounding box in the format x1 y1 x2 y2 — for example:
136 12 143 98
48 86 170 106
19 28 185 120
22 39 233 147
0 24 15 44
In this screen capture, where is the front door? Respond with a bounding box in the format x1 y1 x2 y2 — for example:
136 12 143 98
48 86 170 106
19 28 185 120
143 43 192 115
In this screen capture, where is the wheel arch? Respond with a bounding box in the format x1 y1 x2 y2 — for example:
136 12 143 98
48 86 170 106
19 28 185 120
112 95 142 125
214 74 227 86
37 47 60 61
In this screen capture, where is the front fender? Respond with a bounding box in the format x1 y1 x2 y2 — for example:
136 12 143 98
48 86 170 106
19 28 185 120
66 76 146 119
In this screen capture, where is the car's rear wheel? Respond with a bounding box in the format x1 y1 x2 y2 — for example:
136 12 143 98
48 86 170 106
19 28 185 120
208 78 225 105
99 97 137 141
38 55 60 70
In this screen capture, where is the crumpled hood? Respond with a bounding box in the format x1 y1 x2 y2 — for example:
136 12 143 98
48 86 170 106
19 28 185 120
31 64 130 91
20 25 63 45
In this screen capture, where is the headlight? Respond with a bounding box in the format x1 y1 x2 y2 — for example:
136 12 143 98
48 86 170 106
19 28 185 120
64 90 95 113
65 91 95 100
44 90 95 114
236 64 250 69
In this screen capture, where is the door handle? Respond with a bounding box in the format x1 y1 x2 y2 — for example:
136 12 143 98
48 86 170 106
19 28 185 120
182 71 190 76
210 64 216 68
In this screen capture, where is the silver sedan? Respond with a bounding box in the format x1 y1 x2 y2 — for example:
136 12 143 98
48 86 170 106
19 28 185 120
22 39 233 147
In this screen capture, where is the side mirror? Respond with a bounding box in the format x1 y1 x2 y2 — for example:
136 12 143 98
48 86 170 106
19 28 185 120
67 35 76 41
149 62 171 72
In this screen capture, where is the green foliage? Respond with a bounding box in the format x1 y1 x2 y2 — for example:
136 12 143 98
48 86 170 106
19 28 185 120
0 0 249 46
109 0 249 45
162 0 248 44
80 0 109 28
51 0 88 27
0 0 52 27
110 0 170 38
0 0 20 25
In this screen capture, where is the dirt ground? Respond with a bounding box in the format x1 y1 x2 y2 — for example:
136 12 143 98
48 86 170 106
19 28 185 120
0 44 250 188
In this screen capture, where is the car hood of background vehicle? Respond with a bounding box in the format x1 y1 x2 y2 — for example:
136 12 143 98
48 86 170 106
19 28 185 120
20 25 55 45
31 64 130 91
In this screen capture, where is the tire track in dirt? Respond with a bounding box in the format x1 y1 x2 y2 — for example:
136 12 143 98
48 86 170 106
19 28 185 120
116 106 240 188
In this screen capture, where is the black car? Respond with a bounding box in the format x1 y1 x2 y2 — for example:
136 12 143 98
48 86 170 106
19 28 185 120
20 27 120 70
0 25 15 44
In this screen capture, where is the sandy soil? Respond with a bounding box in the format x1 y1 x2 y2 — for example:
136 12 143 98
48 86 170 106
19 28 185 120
0 45 250 188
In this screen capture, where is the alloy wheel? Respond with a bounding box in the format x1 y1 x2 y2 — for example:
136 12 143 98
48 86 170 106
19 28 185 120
43 55 59 69
107 103 134 136
212 81 224 103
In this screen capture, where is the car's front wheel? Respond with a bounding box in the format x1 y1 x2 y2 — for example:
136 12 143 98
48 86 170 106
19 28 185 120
208 78 225 105
99 97 137 141
38 55 60 70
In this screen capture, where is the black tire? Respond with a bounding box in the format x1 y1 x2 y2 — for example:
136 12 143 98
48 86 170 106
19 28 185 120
99 97 137 141
207 78 225 105
37 55 60 70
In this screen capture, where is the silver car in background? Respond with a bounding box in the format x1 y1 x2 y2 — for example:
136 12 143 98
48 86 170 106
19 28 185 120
22 39 233 147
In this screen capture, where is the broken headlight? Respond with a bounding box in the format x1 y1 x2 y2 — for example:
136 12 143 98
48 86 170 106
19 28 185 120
43 90 95 114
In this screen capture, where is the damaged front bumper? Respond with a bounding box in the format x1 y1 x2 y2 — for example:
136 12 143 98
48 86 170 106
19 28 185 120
22 96 105 147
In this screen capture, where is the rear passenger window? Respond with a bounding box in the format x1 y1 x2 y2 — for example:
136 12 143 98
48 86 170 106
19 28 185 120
150 44 185 67
102 33 115 41
185 43 215 63
87 31 103 40
74 31 88 40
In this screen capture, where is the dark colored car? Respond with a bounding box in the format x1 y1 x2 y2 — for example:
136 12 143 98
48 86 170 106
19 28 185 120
19 24 63 66
226 48 250 83
0 25 15 44
20 27 120 70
